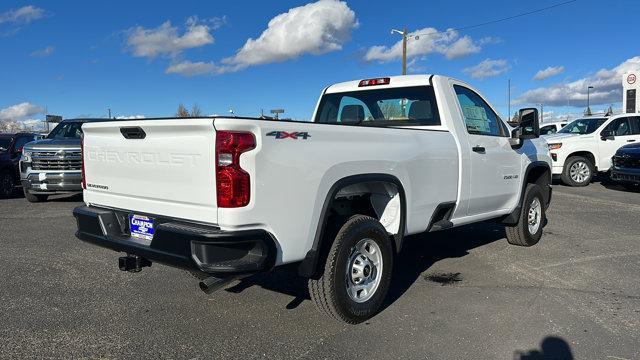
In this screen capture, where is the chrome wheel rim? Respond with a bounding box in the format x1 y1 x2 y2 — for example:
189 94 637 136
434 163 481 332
569 161 590 183
528 197 542 235
345 238 383 303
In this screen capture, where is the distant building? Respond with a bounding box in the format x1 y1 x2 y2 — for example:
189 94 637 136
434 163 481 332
623 71 639 113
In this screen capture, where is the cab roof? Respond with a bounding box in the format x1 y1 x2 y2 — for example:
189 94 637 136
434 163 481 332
325 74 435 94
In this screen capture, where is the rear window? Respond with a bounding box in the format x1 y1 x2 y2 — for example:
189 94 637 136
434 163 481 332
315 86 440 126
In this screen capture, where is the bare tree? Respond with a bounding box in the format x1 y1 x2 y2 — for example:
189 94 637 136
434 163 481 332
176 104 190 118
0 121 23 132
190 104 202 118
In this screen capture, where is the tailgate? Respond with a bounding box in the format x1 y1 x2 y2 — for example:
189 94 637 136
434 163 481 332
82 118 218 224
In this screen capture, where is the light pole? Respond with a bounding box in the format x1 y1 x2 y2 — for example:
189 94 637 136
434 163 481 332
587 86 594 114
391 28 419 75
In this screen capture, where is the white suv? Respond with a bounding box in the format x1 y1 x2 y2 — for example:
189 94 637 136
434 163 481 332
540 121 568 136
546 114 640 186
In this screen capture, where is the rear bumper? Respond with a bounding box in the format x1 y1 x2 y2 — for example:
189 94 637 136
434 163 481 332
611 167 640 184
21 171 82 194
73 205 276 276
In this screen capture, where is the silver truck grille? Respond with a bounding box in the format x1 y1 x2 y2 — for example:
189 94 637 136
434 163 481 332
31 151 82 171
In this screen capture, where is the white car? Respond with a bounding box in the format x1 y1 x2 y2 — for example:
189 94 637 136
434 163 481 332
545 114 640 186
540 121 569 136
73 74 552 323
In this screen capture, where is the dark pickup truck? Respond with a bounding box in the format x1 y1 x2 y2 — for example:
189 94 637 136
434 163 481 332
611 142 640 190
0 132 39 197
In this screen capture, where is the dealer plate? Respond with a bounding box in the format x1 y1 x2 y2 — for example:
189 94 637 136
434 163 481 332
129 214 154 241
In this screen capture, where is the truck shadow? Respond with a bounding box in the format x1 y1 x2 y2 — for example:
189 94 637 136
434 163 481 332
226 221 506 312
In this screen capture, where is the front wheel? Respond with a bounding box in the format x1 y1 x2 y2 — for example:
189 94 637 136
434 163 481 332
506 183 546 247
0 170 15 198
561 156 593 187
23 188 48 203
308 215 393 324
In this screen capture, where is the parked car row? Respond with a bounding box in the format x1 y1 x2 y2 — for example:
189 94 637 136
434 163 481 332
0 118 103 200
543 114 640 189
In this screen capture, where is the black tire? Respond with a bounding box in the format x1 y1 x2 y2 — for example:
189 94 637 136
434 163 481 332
23 188 47 203
0 170 14 198
506 184 546 247
308 215 393 324
561 156 593 187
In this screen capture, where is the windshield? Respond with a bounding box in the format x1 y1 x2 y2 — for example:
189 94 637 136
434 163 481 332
47 122 83 139
558 118 606 135
315 86 440 126
0 138 11 152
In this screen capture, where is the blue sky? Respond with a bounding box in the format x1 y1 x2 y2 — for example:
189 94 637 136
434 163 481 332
1 0 639 127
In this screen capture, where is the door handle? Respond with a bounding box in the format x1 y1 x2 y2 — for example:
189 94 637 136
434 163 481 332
472 146 486 153
627 139 636 143
120 127 146 139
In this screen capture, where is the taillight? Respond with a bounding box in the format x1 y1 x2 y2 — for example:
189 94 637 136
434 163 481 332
216 131 255 208
81 136 86 190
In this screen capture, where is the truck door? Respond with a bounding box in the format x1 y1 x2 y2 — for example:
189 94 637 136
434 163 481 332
598 116 640 170
453 85 522 216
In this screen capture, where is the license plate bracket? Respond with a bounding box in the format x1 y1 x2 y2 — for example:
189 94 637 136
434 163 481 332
129 214 154 241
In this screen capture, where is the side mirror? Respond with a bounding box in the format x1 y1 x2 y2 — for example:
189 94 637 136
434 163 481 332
509 127 522 148
600 130 615 141
518 108 540 139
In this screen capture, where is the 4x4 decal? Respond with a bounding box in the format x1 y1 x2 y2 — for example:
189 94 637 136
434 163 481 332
266 131 311 140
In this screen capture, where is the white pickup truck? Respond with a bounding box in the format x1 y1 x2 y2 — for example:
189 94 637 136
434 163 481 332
74 75 552 323
545 114 640 186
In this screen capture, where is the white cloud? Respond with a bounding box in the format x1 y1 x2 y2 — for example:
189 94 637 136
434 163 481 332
364 28 493 63
125 17 217 58
0 102 45 122
165 60 221 76
463 58 511 80
31 45 54 57
515 56 640 107
0 5 45 25
533 66 564 81
221 0 357 71
116 115 146 119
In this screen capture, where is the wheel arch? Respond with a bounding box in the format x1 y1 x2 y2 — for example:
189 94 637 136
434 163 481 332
566 151 597 170
502 161 551 225
298 173 406 278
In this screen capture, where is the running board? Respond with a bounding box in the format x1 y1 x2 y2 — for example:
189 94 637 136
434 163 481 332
429 220 453 232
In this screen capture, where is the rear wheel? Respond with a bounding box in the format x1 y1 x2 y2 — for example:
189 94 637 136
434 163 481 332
506 184 546 247
23 188 47 203
561 156 593 187
308 215 393 324
0 170 14 198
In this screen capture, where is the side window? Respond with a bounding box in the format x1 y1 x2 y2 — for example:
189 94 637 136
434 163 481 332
453 85 504 136
540 125 557 135
605 118 632 136
629 117 640 135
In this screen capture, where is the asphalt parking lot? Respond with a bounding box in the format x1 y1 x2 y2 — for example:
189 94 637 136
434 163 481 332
1 181 639 359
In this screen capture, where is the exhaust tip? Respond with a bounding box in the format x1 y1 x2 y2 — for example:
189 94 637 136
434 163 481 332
198 275 241 294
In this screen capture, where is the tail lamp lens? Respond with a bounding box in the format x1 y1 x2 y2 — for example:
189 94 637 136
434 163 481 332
81 136 86 190
216 131 255 207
